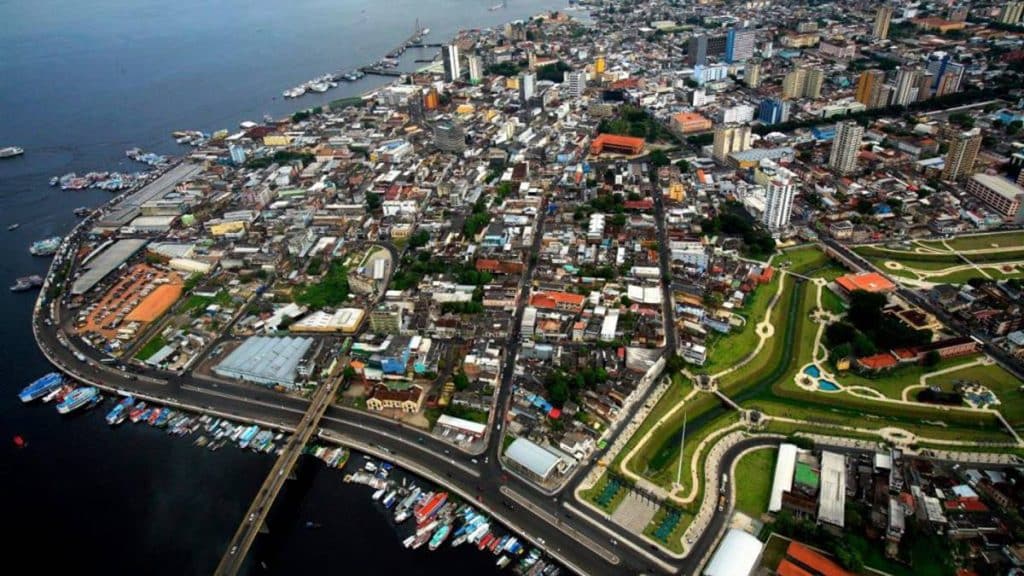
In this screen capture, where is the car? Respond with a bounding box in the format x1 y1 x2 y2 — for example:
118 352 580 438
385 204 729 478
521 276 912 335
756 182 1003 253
610 538 618 546
537 538 545 545
417 436 425 444
471 458 478 464
230 545 238 555
248 513 256 523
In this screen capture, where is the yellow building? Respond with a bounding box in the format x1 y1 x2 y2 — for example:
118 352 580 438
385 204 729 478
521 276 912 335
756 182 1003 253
262 135 292 147
666 181 686 202
595 55 606 75
209 221 247 236
506 77 520 90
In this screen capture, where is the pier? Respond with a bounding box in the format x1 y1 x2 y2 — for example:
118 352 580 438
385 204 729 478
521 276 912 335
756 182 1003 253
360 66 405 78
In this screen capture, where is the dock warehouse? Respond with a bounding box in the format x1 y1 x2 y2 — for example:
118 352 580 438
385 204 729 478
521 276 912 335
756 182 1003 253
505 437 562 482
71 238 149 295
214 336 314 388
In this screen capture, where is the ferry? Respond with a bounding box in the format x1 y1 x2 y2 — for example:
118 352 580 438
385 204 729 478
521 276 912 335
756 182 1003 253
0 146 24 158
19 372 63 403
415 491 447 524
57 387 100 414
428 524 451 550
105 396 135 426
29 236 61 256
8 223 18 231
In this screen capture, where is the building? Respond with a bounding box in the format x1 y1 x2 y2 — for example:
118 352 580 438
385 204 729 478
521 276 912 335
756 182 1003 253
671 111 713 134
434 121 466 153
713 125 752 163
366 384 422 413
873 5 893 40
818 451 846 528
892 67 921 106
688 34 726 66
590 133 645 156
369 304 404 333
745 60 762 88
467 54 483 83
692 63 729 85
782 67 823 100
835 272 896 294
927 53 964 96
214 336 315 388
818 37 856 60
770 444 800 512
442 44 461 82
703 529 764 576
855 69 886 108
519 72 536 102
288 308 364 334
757 158 797 231
505 437 563 482
1001 1 1024 24
966 174 1024 223
229 144 247 165
759 98 790 125
719 104 756 124
943 128 981 181
828 121 863 175
726 28 756 63
564 70 586 97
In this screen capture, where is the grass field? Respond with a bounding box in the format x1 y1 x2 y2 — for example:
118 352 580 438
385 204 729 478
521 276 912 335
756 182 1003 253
134 335 167 361
733 447 776 517
613 372 693 468
927 363 1024 427
918 231 1024 252
926 265 1024 285
835 355 981 399
776 245 830 274
820 288 847 315
700 274 779 374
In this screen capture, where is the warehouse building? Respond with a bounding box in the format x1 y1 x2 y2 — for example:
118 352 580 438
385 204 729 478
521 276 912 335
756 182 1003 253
214 336 314 388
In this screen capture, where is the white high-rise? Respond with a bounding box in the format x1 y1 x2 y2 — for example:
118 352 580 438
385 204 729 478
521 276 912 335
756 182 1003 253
756 159 797 231
564 70 587 97
442 44 461 82
467 55 483 83
892 67 920 106
828 121 864 175
519 72 536 102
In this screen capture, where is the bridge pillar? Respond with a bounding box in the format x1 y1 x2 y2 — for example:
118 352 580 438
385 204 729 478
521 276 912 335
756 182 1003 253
259 521 270 535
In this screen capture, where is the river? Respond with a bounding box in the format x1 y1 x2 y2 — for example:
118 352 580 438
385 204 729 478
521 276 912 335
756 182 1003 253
0 1 566 573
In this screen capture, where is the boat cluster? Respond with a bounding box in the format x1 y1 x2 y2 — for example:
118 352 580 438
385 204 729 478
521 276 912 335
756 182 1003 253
9 274 43 292
171 130 209 146
283 74 340 99
125 148 169 167
50 170 147 191
346 457 559 574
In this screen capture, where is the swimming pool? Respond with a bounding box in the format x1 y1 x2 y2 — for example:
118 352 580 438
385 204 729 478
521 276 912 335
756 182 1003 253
819 380 840 392
803 365 821 378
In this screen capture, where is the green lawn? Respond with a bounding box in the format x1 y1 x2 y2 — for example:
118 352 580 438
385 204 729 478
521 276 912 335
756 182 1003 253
921 231 1024 252
835 355 982 399
926 265 1024 285
733 447 776 517
928 363 1024 427
776 245 830 275
134 335 167 361
820 288 847 315
613 372 693 468
700 274 779 374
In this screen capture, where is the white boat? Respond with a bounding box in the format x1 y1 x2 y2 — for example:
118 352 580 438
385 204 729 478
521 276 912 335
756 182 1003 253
0 146 24 158
372 487 386 501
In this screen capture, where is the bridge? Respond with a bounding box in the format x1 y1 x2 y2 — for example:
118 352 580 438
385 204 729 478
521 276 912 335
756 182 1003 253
213 372 338 575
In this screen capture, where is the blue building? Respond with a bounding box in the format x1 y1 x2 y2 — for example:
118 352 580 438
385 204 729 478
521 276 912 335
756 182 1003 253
812 125 837 141
759 98 790 125
725 29 756 63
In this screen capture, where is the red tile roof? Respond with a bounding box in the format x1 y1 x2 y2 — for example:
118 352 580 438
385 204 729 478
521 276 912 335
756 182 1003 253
786 542 855 576
835 272 896 294
777 559 814 576
857 353 899 370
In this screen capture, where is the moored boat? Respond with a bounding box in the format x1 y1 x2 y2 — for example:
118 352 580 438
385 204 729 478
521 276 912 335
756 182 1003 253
56 387 100 414
19 372 63 403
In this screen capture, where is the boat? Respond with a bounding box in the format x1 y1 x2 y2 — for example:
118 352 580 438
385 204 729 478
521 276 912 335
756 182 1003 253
8 223 18 231
304 521 322 529
49 176 59 186
105 396 135 426
493 534 509 554
478 533 495 551
56 387 100 414
42 384 70 403
18 372 63 403
147 407 163 425
415 492 448 524
0 146 24 158
372 487 386 501
422 28 430 35
497 556 511 569
29 236 61 256
73 206 91 217
382 490 399 509
428 524 452 550
10 275 44 292
129 402 149 423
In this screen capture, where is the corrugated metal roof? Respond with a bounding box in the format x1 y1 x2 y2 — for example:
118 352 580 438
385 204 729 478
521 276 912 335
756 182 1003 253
506 437 560 480
215 336 313 386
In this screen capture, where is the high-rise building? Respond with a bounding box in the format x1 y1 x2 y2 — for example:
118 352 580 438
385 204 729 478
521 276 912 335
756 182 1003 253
782 67 823 99
828 121 864 175
872 84 894 109
942 128 982 181
916 72 935 102
745 60 762 88
873 6 893 40
519 72 536 102
726 29 757 63
854 70 885 107
927 53 965 95
947 5 969 22
467 55 483 84
712 125 752 162
756 159 798 231
434 121 466 153
442 44 461 82
595 55 606 76
759 98 790 125
688 34 726 65
565 70 587 97
892 67 921 106
229 145 247 165
1000 1 1024 24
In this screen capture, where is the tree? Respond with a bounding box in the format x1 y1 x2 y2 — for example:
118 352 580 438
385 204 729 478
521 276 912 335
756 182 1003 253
648 149 670 167
366 192 382 210
453 372 470 391
408 229 430 249
342 365 357 382
923 350 942 367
